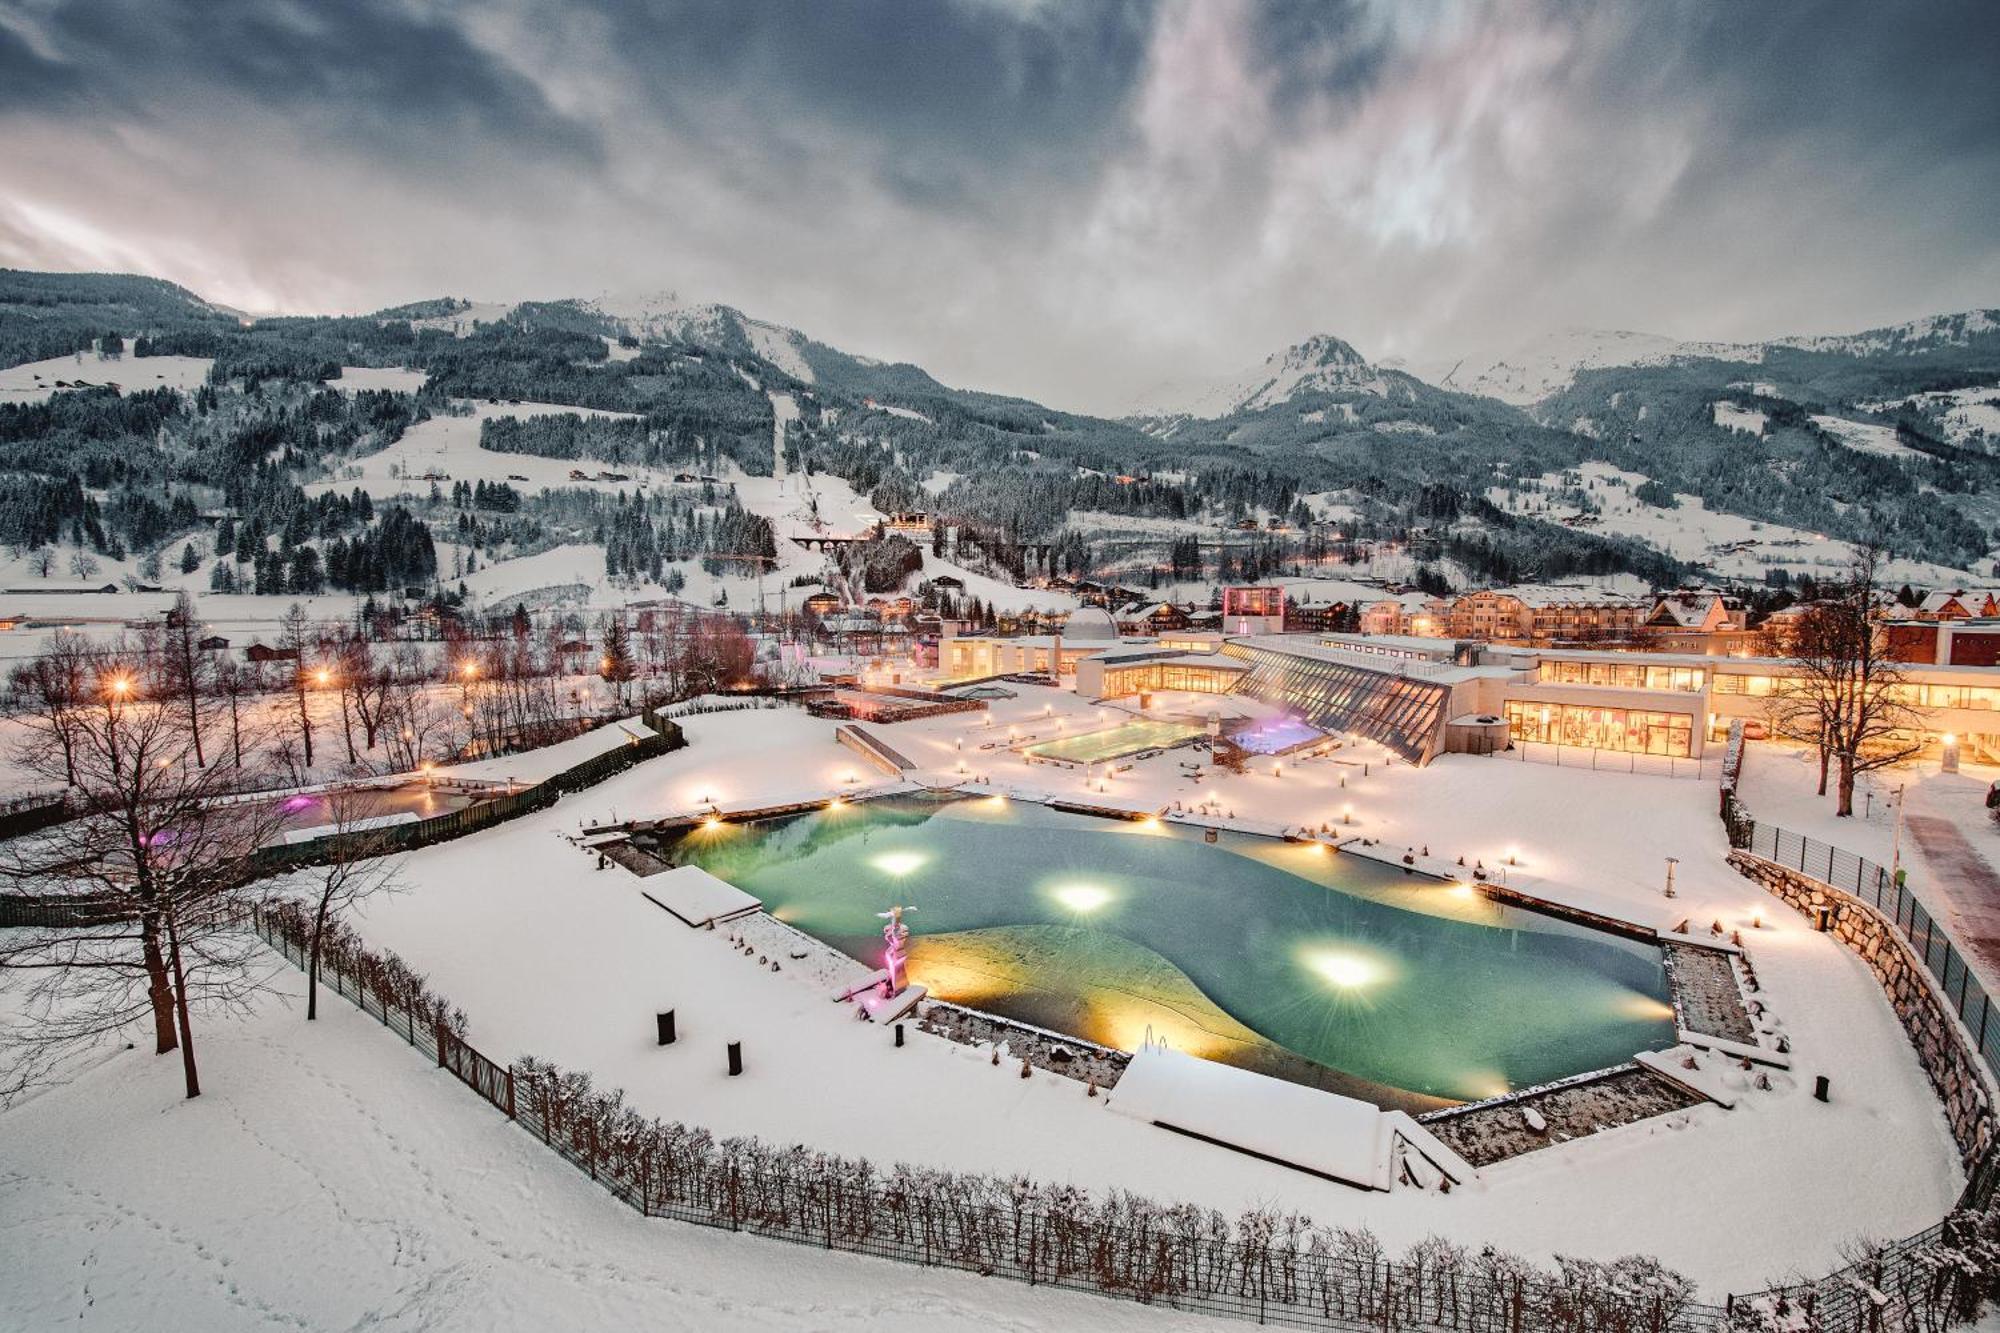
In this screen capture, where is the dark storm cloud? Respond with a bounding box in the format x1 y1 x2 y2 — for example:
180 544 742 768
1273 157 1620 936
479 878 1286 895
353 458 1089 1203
0 0 1996 411
590 2 1153 179
0 0 601 169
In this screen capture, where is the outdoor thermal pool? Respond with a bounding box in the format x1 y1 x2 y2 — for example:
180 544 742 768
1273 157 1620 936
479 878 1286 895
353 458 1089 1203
674 794 1675 1107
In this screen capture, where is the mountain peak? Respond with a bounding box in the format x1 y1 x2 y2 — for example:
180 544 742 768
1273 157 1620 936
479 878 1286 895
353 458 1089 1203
1285 332 1368 370
1126 332 1384 422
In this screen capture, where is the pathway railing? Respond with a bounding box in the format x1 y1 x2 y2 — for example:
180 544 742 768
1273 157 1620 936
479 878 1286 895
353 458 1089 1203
1728 816 2000 1092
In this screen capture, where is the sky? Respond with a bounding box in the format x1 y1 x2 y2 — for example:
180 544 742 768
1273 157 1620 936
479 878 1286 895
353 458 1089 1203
1 0 1997 414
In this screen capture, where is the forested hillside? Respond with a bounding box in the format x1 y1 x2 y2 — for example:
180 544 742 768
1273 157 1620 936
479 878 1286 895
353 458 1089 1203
0 271 1992 602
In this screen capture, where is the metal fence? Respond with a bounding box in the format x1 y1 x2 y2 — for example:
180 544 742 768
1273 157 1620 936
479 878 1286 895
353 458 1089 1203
1502 742 1722 781
1732 817 2000 1090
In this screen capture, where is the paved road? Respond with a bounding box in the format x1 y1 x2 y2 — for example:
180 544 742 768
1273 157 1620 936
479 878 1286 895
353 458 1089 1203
1906 807 2000 988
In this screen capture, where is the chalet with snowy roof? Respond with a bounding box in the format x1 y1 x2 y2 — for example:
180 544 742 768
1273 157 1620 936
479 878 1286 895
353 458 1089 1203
1917 589 2000 620
1113 601 1191 635
1281 586 1362 634
1639 587 1754 653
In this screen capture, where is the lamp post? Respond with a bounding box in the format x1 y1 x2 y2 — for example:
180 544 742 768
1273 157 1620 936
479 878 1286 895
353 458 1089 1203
103 673 133 777
1664 856 1678 899
1891 783 1908 879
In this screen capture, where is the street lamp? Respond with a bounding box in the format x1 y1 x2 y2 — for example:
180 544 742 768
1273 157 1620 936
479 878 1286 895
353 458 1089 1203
1664 856 1679 899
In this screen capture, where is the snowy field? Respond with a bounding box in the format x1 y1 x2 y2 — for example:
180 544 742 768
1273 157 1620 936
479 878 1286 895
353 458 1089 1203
0 967 1233 1333
1862 384 2000 449
0 343 215 404
328 365 431 394
308 399 652 499
310 689 1965 1294
1491 462 1977 584
1711 402 1766 436
1811 415 1921 460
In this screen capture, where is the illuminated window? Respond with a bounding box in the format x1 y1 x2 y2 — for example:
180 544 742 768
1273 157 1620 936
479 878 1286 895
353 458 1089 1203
1504 700 1693 756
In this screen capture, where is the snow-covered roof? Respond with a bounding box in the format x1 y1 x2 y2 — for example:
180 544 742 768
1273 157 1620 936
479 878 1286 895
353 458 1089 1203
1062 606 1119 641
640 865 762 928
1110 1045 1391 1190
1920 590 2000 614
1477 584 1644 610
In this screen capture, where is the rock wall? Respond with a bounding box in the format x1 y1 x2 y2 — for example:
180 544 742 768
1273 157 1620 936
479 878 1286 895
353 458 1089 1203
1728 850 1995 1163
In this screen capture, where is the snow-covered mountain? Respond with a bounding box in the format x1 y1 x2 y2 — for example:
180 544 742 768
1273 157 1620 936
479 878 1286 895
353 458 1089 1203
1764 309 2000 358
1439 329 1694 406
395 289 821 384
1438 310 2000 406
581 291 817 383
1124 333 1390 422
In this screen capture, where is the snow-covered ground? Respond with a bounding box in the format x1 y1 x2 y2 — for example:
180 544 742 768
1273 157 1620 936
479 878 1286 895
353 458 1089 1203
308 399 651 500
309 690 1965 1293
0 690 1970 1325
1864 384 2000 450
1490 462 1976 584
1737 741 2000 984
0 343 214 404
1811 415 1921 460
328 365 431 394
1711 402 1767 436
0 966 1233 1333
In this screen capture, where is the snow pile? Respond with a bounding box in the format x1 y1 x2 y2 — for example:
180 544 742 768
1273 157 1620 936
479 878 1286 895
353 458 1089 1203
1111 1044 1393 1189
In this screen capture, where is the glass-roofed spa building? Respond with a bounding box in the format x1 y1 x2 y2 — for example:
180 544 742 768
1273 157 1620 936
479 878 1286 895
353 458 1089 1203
942 620 2000 767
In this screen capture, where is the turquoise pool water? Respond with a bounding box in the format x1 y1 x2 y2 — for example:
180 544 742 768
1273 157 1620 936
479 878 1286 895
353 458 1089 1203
675 795 1675 1103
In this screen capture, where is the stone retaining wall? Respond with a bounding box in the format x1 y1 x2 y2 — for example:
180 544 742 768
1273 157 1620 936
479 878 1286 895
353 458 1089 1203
1728 849 1995 1162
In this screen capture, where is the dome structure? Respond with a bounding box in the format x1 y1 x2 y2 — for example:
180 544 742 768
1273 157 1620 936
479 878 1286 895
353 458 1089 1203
1061 606 1119 642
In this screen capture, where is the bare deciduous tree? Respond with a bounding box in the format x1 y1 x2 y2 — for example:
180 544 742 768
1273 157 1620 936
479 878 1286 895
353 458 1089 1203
1 671 284 1099
6 628 92 787
271 789 404 1021
161 590 210 768
279 602 316 768
1765 545 1923 817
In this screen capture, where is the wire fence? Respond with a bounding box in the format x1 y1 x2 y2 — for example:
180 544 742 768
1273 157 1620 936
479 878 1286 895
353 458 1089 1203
1501 743 1722 781
1728 815 2000 1094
